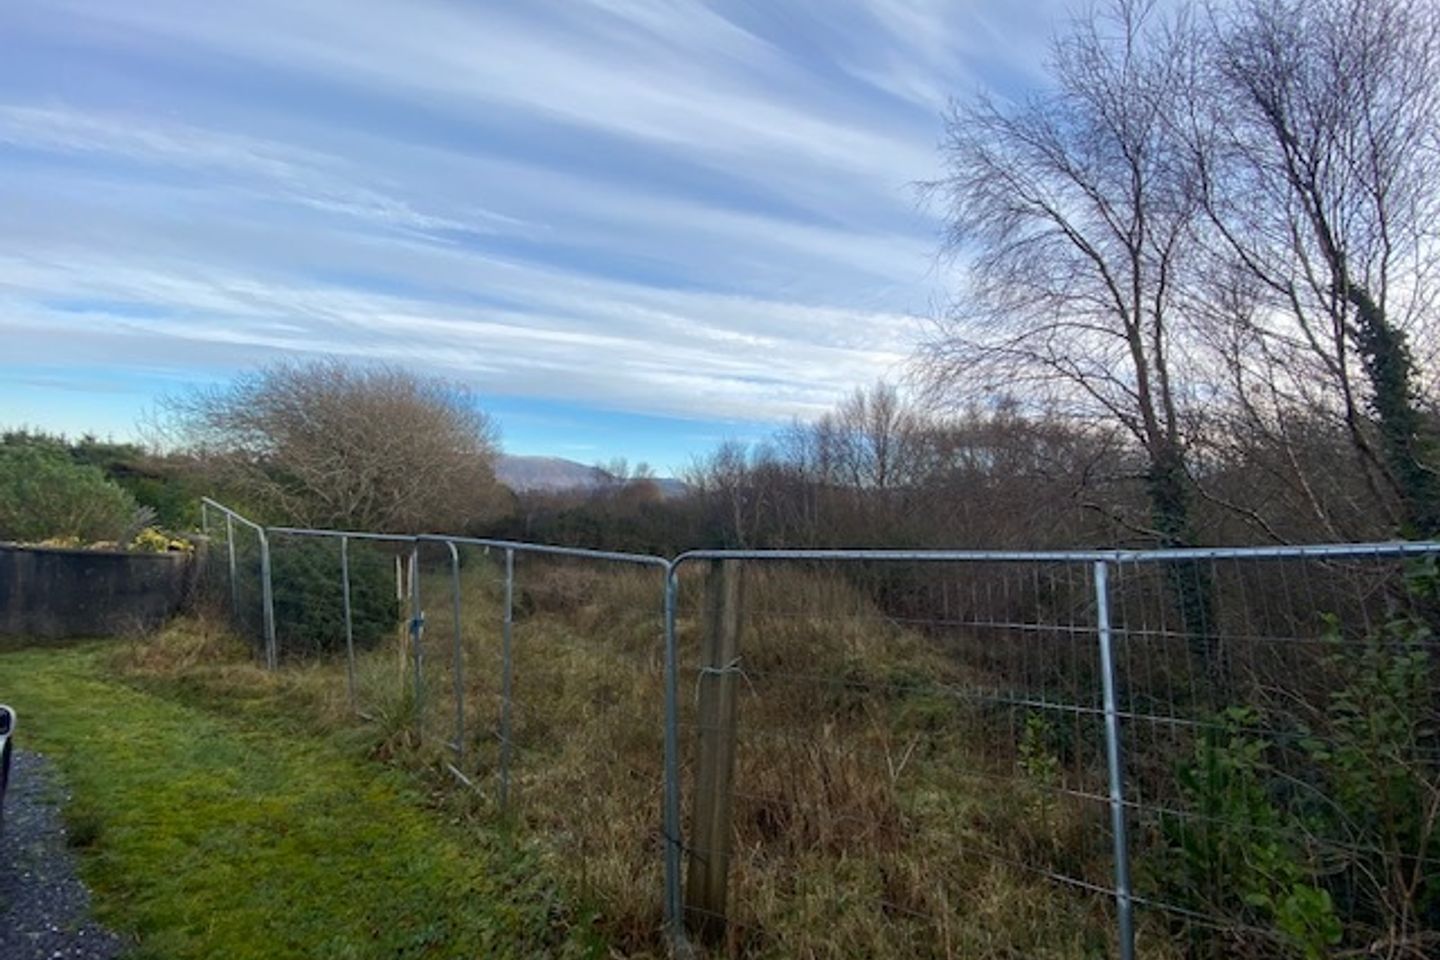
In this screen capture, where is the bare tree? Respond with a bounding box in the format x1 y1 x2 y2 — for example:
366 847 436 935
923 0 1218 641
831 382 922 492
925 0 1201 543
685 440 758 547
917 399 1128 548
158 359 503 532
1190 0 1440 535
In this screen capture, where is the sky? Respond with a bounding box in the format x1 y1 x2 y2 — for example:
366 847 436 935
0 0 1062 472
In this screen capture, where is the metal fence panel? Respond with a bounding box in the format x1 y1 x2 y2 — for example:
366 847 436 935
1108 552 1440 958
666 547 1440 959
669 555 1126 958
196 501 1440 958
199 499 274 666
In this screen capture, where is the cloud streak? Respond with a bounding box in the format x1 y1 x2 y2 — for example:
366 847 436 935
0 0 1061 448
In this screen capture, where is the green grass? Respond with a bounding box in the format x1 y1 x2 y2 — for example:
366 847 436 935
0 640 599 960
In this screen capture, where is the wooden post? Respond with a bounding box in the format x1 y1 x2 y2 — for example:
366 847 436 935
685 559 743 942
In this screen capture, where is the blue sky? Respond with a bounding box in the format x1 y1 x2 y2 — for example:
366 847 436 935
0 0 1061 472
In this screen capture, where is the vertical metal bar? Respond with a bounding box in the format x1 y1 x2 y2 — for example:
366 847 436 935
499 548 515 813
662 562 684 949
225 514 239 619
409 546 424 732
447 540 464 767
198 501 212 621
341 535 357 713
258 530 277 670
1094 560 1135 960
395 555 405 692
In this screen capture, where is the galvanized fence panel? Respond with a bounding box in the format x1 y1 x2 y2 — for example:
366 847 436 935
199 498 275 666
234 517 680 952
669 554 1125 959
195 500 232 616
265 526 417 723
669 545 1440 959
402 537 502 784
444 541 673 950
1108 551 1440 958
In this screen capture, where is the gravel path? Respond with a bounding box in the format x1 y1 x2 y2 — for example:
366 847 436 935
0 750 128 960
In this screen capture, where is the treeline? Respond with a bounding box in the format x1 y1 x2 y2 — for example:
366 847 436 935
10 371 1409 557
491 379 1416 556
915 0 1440 553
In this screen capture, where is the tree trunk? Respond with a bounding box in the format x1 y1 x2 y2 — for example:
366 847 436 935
1146 443 1223 686
1348 283 1440 537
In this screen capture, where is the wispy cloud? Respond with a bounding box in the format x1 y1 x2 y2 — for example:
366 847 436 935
0 0 1057 451
0 105 520 238
0 242 914 421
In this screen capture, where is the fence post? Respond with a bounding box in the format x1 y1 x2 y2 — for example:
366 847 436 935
258 529 277 670
446 541 464 767
409 546 424 734
341 535 357 712
225 514 239 619
499 548 515 813
662 563 685 952
395 556 406 689
1093 560 1135 960
684 558 743 942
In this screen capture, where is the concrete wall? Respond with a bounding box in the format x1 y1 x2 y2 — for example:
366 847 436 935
0 542 202 637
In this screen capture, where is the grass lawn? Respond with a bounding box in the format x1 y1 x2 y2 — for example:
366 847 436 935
0 639 599 960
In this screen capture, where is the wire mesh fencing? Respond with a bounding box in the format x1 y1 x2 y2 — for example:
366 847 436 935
1109 551 1440 959
670 555 1124 958
195 501 231 614
199 499 274 666
670 548 1440 960
259 528 411 718
205 515 679 952
193 500 1440 959
442 541 673 949
404 538 489 777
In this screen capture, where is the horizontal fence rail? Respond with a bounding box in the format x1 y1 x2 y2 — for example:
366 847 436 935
195 499 1440 958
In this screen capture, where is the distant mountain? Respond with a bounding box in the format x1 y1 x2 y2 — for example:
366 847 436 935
495 455 608 491
496 455 688 498
650 476 689 499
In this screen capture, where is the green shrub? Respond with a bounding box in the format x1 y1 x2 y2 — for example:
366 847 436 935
1153 574 1440 958
268 537 398 658
0 445 138 543
3 429 201 531
117 471 202 530
1155 706 1339 959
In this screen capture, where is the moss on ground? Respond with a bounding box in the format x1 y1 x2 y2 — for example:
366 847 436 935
0 642 599 960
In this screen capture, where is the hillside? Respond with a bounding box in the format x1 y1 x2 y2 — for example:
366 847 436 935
495 455 687 497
